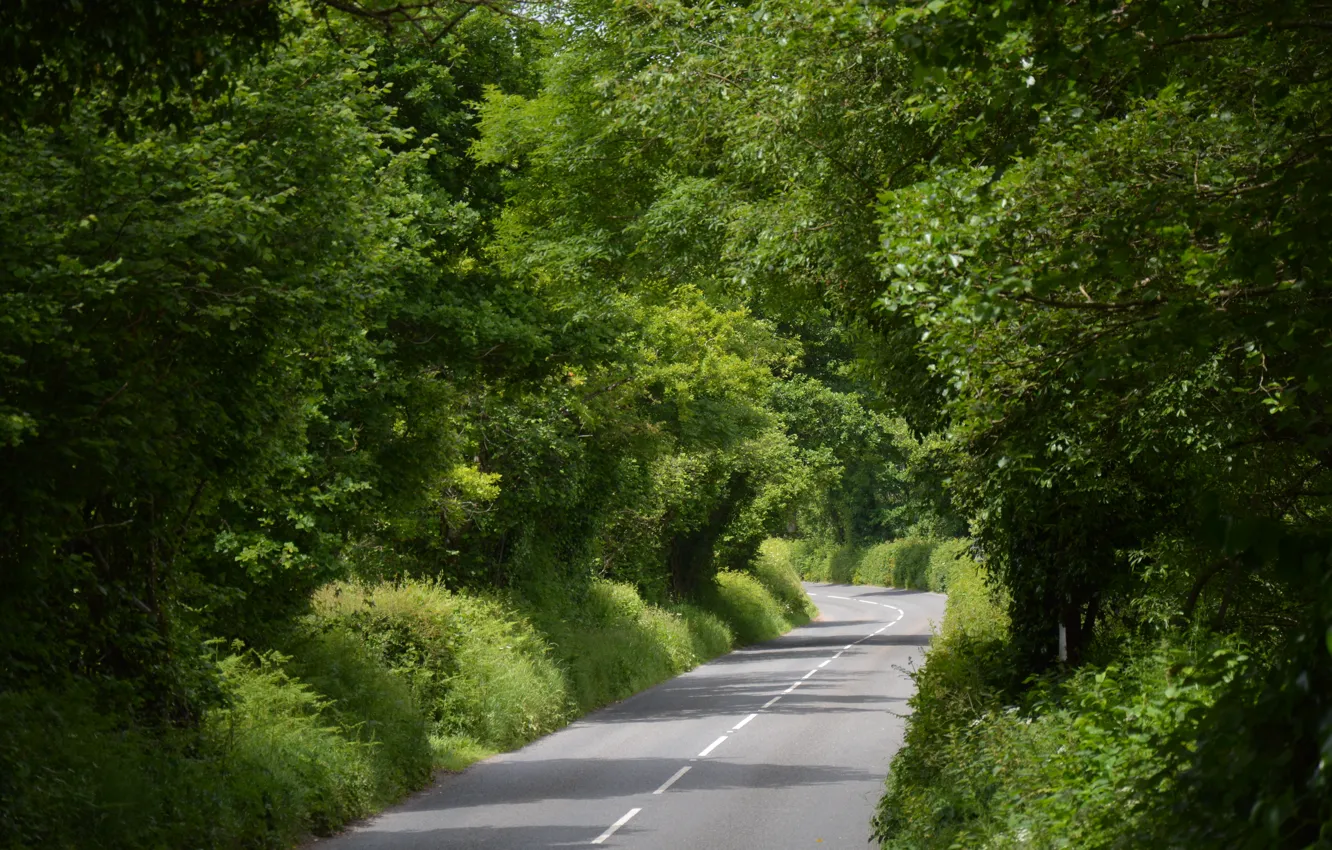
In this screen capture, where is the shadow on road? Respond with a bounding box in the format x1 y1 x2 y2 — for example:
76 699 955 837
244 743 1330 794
721 628 929 654
850 588 936 599
588 667 911 725
361 756 879 814
331 822 595 849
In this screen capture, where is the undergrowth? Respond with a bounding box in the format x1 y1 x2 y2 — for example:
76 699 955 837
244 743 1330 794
0 642 432 850
0 550 810 849
870 544 1255 849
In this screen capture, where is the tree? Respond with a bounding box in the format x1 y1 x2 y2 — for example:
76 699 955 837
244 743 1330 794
0 15 447 717
0 0 281 126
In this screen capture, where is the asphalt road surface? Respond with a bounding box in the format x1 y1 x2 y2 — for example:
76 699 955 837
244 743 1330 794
312 583 946 850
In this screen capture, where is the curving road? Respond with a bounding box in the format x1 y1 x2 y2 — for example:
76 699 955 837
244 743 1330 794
311 583 945 850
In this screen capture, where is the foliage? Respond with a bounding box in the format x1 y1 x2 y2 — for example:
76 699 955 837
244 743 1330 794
0 3 846 844
0 644 431 849
700 571 798 646
0 559 809 850
752 544 819 623
853 539 937 590
774 535 966 593
762 537 853 584
312 559 809 756
0 0 282 127
860 2 1332 840
313 580 571 751
14 0 1331 844
0 15 450 720
924 538 973 595
874 0 1332 666
872 547 1286 850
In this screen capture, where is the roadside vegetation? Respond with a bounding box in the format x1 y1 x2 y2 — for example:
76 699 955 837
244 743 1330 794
770 536 970 594
1 558 808 849
4 1 1331 848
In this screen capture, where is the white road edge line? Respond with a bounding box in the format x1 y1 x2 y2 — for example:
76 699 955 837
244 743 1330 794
859 599 879 605
653 766 691 795
763 696 781 708
828 595 852 600
732 712 758 731
591 808 641 844
697 735 728 758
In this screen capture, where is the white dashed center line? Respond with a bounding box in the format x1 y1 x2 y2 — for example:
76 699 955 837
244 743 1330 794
591 808 641 844
625 595 913 845
653 766 691 795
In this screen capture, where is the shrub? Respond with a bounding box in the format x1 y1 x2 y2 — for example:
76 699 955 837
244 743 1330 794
703 570 792 644
851 538 942 589
0 567 812 849
762 537 837 581
312 581 570 752
753 543 818 622
533 578 703 713
872 545 1253 850
828 544 861 583
675 603 735 660
876 641 1240 849
872 552 1018 849
0 687 232 850
210 651 382 839
854 542 895 586
889 540 936 588
0 646 433 850
925 538 972 593
277 627 433 801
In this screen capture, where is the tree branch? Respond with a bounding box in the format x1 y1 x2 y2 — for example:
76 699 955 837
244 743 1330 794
1010 293 1162 312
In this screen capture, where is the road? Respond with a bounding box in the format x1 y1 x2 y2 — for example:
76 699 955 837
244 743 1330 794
312 583 945 850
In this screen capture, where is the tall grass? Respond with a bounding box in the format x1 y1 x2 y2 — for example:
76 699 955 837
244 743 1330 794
0 642 433 850
312 581 571 758
753 542 819 622
1 554 812 849
526 580 729 712
313 560 815 760
702 570 797 644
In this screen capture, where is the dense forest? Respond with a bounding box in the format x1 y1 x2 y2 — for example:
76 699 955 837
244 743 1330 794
2 0 1330 848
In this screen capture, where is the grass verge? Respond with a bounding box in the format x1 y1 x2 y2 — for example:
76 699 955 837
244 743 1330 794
0 552 811 849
